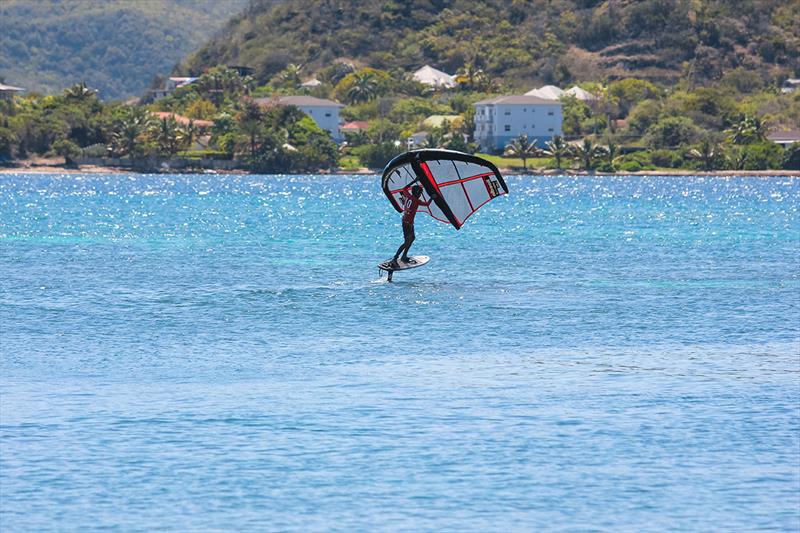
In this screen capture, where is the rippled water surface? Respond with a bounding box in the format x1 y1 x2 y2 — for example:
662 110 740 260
1 173 798 531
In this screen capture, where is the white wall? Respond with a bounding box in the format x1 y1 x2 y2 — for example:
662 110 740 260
474 103 563 152
297 105 342 142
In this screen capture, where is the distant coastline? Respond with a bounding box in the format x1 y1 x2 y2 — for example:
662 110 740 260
2 159 797 178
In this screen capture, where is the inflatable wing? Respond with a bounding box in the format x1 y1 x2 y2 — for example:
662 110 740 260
381 149 508 230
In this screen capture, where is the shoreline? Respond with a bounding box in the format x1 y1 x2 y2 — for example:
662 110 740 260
1 162 798 177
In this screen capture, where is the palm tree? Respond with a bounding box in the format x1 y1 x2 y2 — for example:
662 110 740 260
725 115 767 144
346 72 379 104
455 62 491 92
573 138 604 171
504 134 539 169
543 135 571 169
63 81 96 103
600 141 620 169
151 117 186 158
687 139 720 170
110 107 151 162
236 100 264 159
278 63 303 89
421 130 446 149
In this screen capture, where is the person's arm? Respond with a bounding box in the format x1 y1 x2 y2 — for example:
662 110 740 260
420 192 437 206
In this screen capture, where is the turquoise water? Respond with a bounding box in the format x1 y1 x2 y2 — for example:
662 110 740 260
1 173 798 531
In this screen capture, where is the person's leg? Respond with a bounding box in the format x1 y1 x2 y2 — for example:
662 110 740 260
393 222 411 264
400 225 415 261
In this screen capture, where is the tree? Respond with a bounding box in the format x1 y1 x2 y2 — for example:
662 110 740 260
725 115 768 144
63 81 97 103
543 135 571 169
109 107 151 161
504 134 539 169
573 138 604 171
236 100 264 159
151 116 186 158
277 63 303 89
52 138 80 165
346 72 379 104
455 62 493 92
608 78 660 117
686 138 720 170
644 117 703 149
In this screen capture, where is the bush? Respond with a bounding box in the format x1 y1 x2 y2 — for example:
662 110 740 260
52 138 80 163
644 117 703 149
595 161 616 172
649 149 685 168
617 160 642 172
353 142 404 169
741 141 785 170
80 143 107 158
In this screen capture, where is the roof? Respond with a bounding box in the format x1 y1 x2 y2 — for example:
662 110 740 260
767 129 800 143
423 115 461 128
474 94 562 106
254 95 344 108
341 121 369 130
564 86 596 101
0 83 25 92
524 85 564 100
413 65 456 88
153 112 213 128
301 79 322 87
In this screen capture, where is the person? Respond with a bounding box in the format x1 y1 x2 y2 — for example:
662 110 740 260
391 183 435 267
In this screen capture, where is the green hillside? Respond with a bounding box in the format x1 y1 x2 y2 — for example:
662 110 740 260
0 0 248 100
181 0 799 88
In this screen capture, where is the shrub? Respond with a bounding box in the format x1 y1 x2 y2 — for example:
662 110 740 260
595 161 616 172
649 149 685 168
80 143 107 158
644 117 703 148
741 141 785 170
52 138 80 163
353 142 404 169
617 160 642 172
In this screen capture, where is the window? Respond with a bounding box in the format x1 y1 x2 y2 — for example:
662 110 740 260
548 128 554 132
325 112 331 117
504 110 510 116
504 125 511 132
548 110 554 116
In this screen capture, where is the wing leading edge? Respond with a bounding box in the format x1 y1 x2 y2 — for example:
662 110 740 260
381 149 508 230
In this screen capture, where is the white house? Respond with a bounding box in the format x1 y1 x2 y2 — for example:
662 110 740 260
0 83 25 101
254 95 344 141
152 77 197 99
413 65 456 88
473 95 563 152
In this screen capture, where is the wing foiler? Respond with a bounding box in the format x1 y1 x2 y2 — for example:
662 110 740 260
381 149 508 230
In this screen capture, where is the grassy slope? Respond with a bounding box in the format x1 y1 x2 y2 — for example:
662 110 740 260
0 0 248 100
181 0 799 89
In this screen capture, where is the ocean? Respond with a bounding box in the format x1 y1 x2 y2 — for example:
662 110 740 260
1 173 798 531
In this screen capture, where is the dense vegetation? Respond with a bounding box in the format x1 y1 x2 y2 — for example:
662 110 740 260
183 0 798 89
1 0 798 172
0 0 247 100
0 75 340 173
